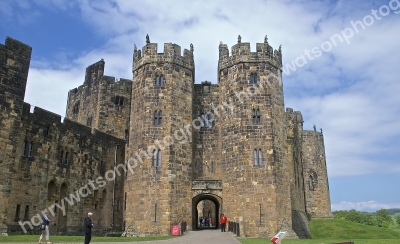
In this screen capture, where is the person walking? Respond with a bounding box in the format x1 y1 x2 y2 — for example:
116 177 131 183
83 212 93 244
38 210 51 244
220 213 227 232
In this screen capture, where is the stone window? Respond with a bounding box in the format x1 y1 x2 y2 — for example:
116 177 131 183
308 176 314 191
14 204 21 222
84 154 89 164
155 75 165 87
152 150 161 167
64 151 69 165
45 125 51 136
250 73 258 84
73 102 80 114
211 162 215 173
202 85 211 94
308 171 317 191
154 110 162 126
252 108 261 124
21 141 27 156
48 181 56 200
124 192 127 210
253 149 263 166
200 112 214 128
60 150 64 164
115 96 124 106
28 143 33 157
23 205 29 221
86 117 92 126
21 141 33 157
99 161 105 176
125 130 129 144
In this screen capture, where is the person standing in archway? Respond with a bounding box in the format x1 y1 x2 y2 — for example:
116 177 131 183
219 214 227 232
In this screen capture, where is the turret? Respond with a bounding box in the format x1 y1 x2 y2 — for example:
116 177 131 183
125 35 194 236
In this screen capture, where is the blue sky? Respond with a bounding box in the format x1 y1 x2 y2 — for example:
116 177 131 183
1 0 399 212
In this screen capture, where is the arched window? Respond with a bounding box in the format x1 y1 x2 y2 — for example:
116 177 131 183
47 181 56 201
154 110 162 126
252 108 261 124
152 150 161 167
308 176 314 191
250 73 258 84
254 149 263 166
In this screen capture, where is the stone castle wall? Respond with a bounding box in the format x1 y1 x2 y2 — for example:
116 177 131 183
302 130 333 219
0 37 125 235
285 108 310 238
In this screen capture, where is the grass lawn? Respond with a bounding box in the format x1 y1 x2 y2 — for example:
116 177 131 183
0 235 174 242
238 219 400 244
238 239 400 244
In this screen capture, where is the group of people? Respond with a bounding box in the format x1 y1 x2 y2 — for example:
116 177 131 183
38 210 228 243
199 216 212 227
38 211 93 244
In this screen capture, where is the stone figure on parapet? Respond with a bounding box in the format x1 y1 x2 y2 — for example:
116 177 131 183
320 128 323 134
313 124 316 131
238 35 241 44
264 35 268 43
146 34 150 44
190 43 194 52
279 45 282 52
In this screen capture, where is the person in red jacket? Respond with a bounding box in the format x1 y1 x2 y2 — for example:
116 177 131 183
219 214 227 232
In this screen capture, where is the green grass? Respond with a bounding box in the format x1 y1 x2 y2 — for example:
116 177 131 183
0 235 174 242
238 219 400 244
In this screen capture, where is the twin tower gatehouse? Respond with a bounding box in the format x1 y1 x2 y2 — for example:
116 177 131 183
0 35 332 238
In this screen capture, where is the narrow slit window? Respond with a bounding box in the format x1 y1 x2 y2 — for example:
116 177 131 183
60 150 64 164
21 141 27 156
64 152 69 165
28 143 33 157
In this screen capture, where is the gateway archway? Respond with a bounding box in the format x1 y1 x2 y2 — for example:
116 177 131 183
192 194 221 230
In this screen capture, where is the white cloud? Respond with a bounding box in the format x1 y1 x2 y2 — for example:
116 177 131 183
332 200 400 212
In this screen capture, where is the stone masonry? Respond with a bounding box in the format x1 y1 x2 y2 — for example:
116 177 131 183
0 35 332 238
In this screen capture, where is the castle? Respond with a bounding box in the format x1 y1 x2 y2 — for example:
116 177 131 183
0 35 332 238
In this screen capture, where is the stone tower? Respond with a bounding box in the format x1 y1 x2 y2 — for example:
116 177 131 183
125 37 195 235
302 130 333 219
66 59 132 139
0 37 32 235
217 36 296 237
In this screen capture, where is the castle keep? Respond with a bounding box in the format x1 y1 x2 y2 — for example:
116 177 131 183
0 35 332 238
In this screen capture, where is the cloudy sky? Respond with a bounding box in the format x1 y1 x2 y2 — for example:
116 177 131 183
1 0 399 212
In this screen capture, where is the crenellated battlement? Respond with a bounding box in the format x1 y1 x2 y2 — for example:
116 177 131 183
132 35 194 72
218 35 282 71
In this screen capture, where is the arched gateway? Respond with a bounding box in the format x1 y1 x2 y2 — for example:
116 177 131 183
191 180 222 230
